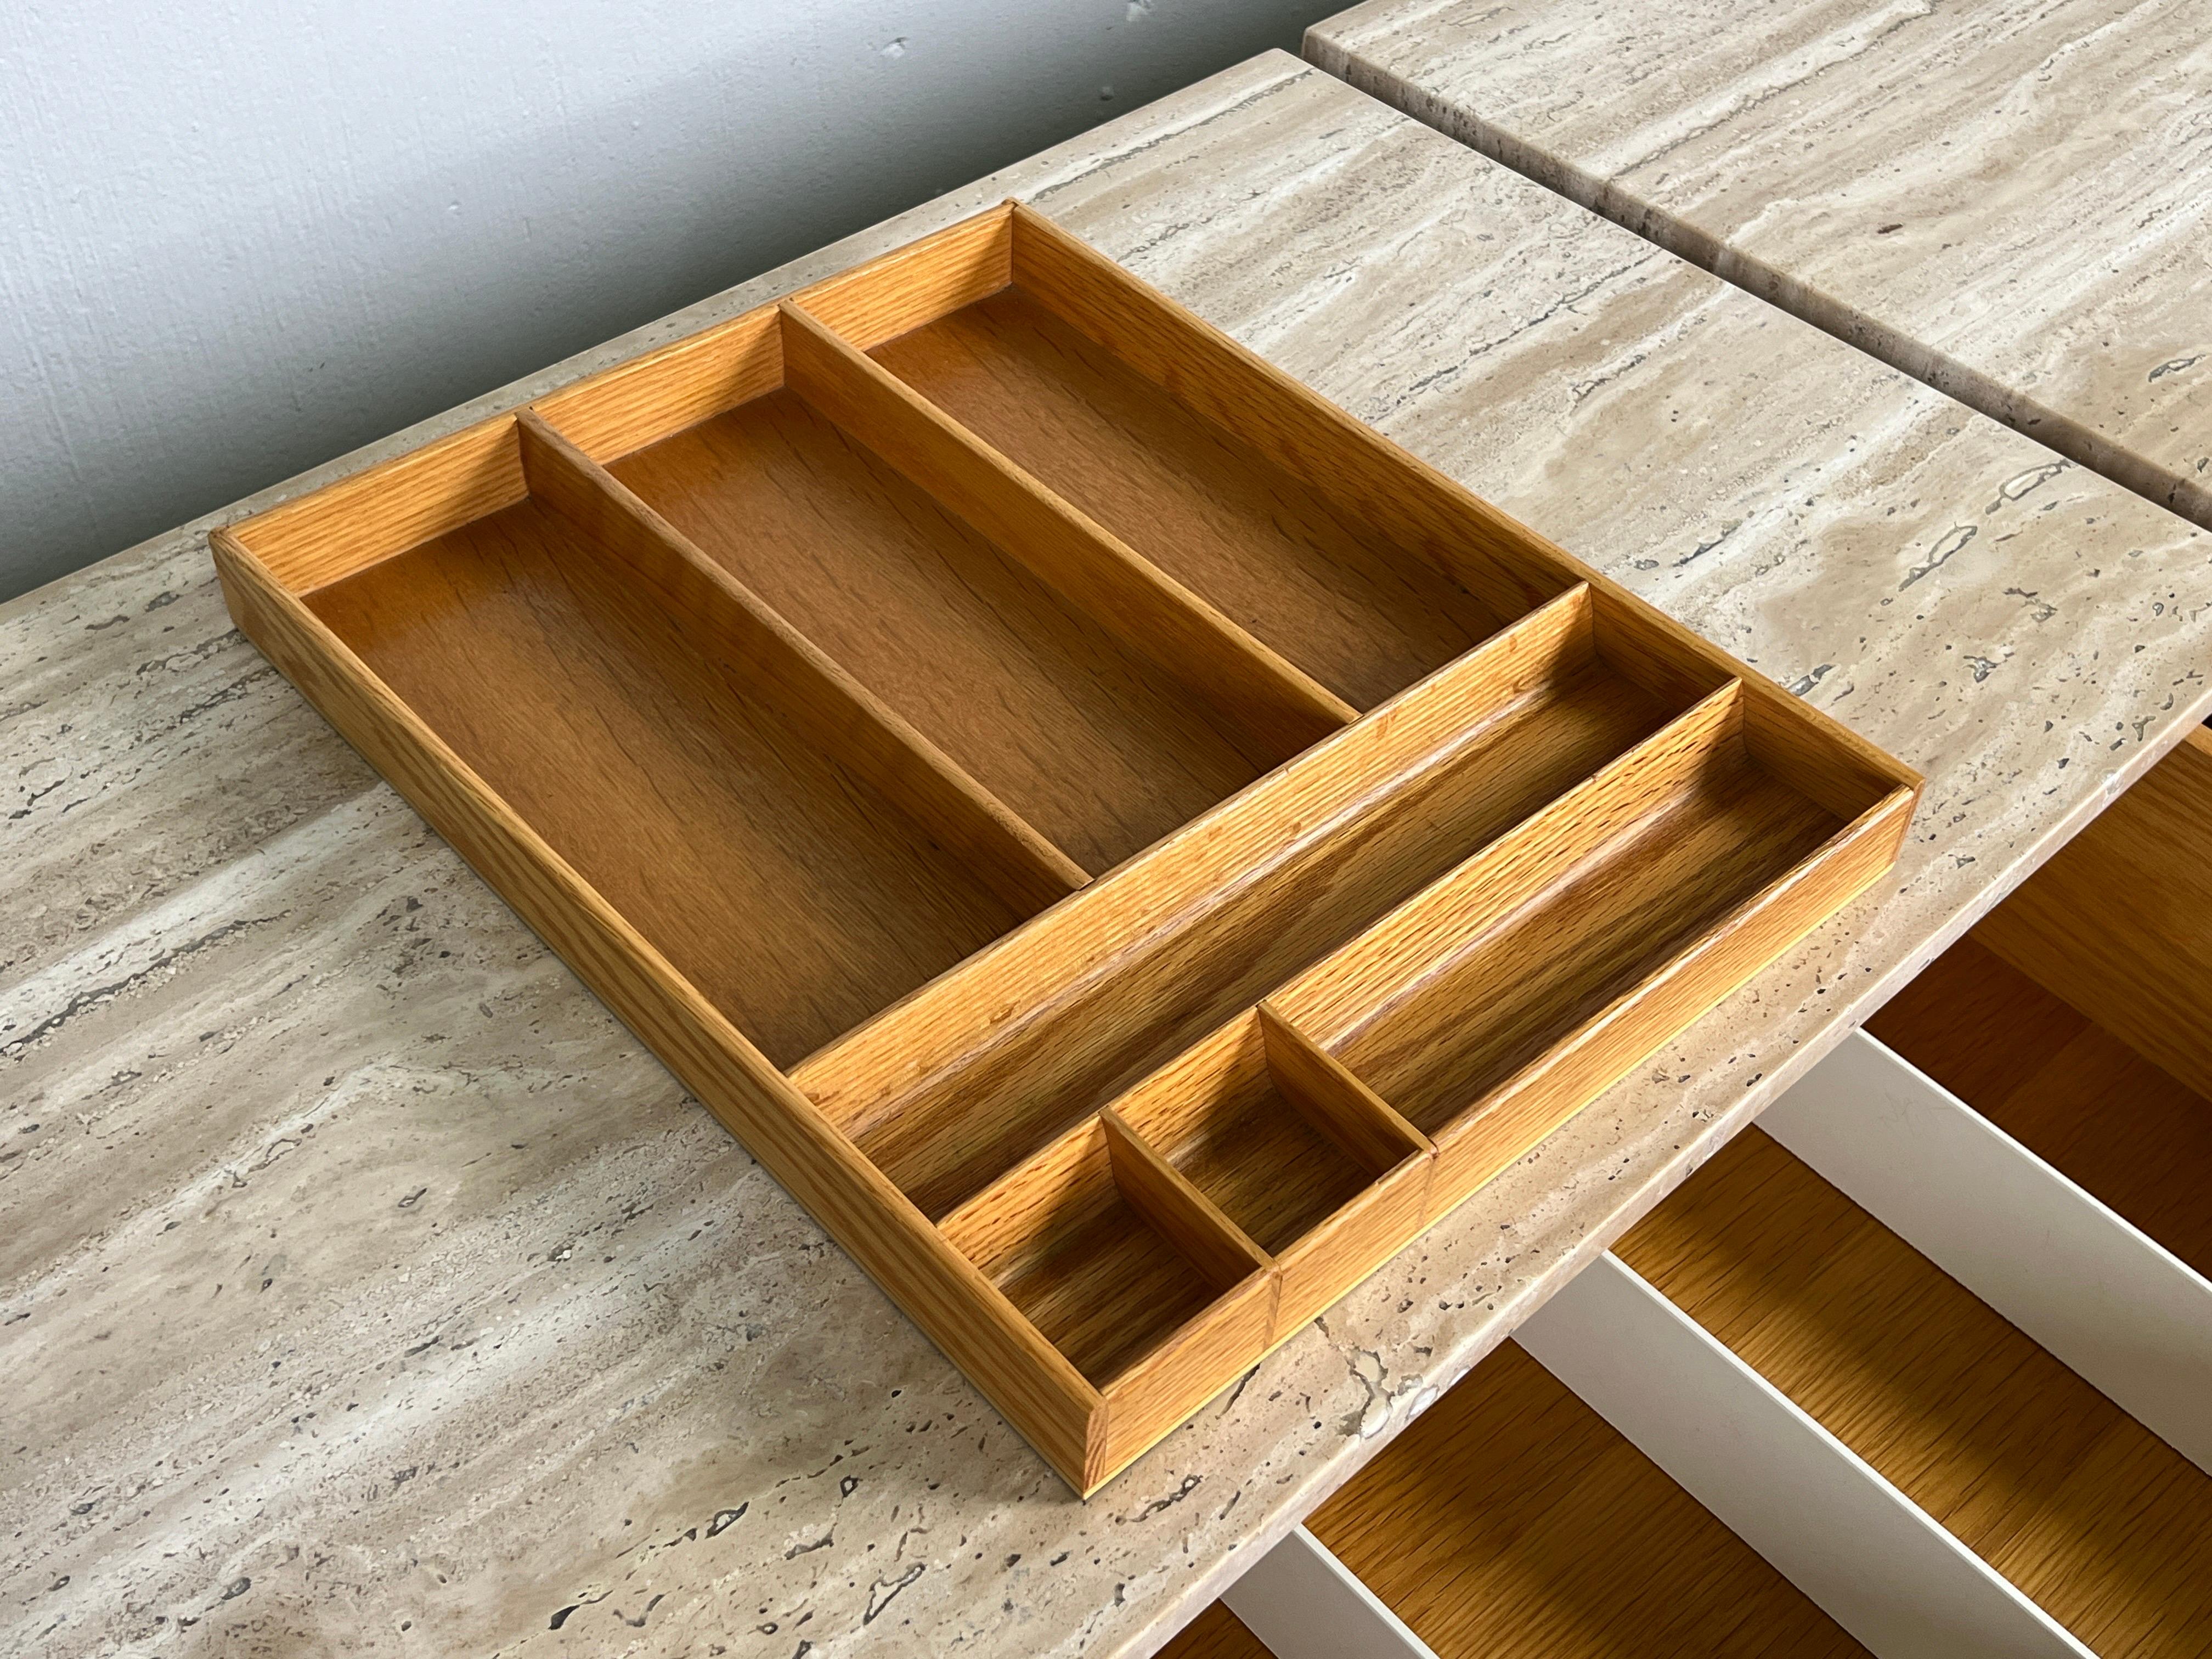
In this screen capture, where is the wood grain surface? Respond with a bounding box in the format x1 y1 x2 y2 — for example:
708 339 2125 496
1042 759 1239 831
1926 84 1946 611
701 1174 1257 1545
301 496 1026 1069
609 385 1269 877
1619 1127 2212 1656
1871 935 2212 1284
1300 1339 1869 1657
875 284 1504 711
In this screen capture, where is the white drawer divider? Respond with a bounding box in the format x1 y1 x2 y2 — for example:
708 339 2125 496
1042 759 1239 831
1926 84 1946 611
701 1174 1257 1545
1765 1028 2212 1475
1220 1523 1438 1659
1517 1251 2090 1659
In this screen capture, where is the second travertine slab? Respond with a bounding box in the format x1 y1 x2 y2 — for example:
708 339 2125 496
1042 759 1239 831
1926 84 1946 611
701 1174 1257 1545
1309 0 2212 530
3 52 2206 1659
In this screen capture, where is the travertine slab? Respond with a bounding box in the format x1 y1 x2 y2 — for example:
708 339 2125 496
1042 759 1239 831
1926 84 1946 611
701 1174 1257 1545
1308 0 2212 531
3 52 2205 1659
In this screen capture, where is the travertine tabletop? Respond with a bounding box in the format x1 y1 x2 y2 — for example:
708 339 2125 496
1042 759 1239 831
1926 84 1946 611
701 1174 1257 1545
1308 0 2212 532
4 50 2206 1659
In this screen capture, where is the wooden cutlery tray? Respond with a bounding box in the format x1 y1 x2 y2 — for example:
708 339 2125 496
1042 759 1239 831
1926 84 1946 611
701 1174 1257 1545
211 200 1920 1493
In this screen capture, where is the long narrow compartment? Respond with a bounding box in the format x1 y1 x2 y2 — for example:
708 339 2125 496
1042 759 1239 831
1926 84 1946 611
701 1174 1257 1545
1271 677 1904 1214
856 205 1522 712
1618 1125 2212 1654
800 590 1691 1221
586 308 1325 876
1311 701 1838 1128
298 426 1042 1069
1158 1338 1870 1658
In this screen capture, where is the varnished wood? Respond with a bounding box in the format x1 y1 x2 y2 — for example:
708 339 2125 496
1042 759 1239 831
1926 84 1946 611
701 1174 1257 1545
514 409 1086 914
608 378 1266 876
872 281 1505 712
938 1115 1270 1407
210 521 1103 1492
1974 725 2212 1098
1871 936 2212 1280
1301 1339 1870 1657
300 488 1024 1068
529 303 785 466
1256 1003 1433 1178
1619 1126 2212 1656
782 300 1355 759
1100 1107 1273 1295
249 417 527 594
1280 682 1907 1215
820 595 1686 1220
214 202 1917 1493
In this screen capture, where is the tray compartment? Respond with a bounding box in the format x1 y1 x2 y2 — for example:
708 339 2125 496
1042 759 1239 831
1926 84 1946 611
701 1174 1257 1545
542 300 1348 876
1108 1006 1434 1337
1276 681 1908 1212
857 204 1546 712
939 1114 1270 1390
257 416 1066 1068
800 585 1691 1220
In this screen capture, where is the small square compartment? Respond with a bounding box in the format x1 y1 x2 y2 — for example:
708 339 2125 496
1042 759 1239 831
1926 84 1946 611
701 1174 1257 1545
940 1116 1271 1390
1109 1007 1433 1335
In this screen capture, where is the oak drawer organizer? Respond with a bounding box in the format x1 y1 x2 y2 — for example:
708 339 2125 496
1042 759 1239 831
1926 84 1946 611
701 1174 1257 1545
210 201 1920 1493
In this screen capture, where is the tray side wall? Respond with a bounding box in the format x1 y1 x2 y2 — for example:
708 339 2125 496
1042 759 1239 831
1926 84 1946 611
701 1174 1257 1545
208 526 1108 1491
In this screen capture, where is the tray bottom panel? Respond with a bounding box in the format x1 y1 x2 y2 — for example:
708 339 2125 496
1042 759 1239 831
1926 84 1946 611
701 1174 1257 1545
306 495 1027 1068
873 285 1506 712
610 385 1269 875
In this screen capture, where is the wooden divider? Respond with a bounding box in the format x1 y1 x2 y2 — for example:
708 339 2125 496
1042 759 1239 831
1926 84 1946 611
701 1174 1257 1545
795 583 1609 1179
777 300 1355 761
513 410 1088 916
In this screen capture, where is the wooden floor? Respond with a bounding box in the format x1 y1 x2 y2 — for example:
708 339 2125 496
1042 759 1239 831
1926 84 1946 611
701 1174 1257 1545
1618 1124 2212 1657
1870 934 2212 1277
1156 1339 1866 1658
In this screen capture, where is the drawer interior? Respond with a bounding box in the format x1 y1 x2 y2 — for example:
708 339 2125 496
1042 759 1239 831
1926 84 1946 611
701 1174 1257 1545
1618 1124 2212 1652
1869 727 2212 1278
1161 1339 1870 1658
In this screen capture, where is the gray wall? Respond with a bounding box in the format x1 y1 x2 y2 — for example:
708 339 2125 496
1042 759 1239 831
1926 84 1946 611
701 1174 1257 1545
1 2 1326 601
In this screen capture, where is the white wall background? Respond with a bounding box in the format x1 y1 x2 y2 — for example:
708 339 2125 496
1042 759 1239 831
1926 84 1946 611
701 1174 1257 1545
1 1 1326 601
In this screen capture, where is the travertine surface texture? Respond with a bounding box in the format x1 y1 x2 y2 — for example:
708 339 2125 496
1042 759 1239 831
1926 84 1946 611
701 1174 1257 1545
4 52 2205 1659
1310 0 2212 529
